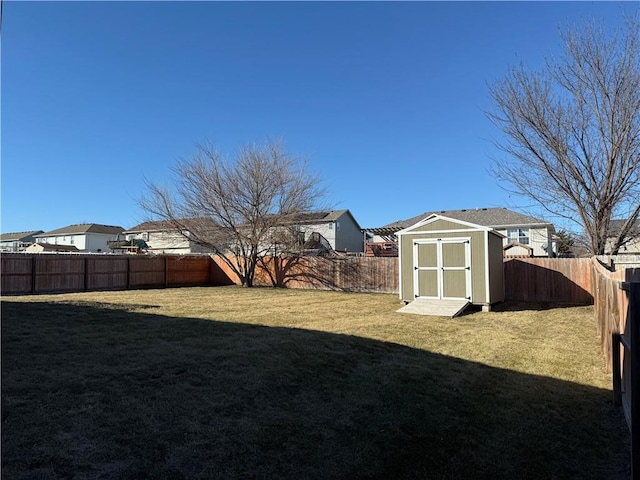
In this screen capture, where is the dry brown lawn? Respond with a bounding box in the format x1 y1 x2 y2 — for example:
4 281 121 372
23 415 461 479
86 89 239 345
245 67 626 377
1 286 630 479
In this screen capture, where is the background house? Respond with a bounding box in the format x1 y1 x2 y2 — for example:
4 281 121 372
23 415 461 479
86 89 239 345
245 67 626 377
124 220 214 254
0 231 44 252
33 224 124 253
125 210 364 256
365 208 556 257
606 219 640 254
285 209 363 254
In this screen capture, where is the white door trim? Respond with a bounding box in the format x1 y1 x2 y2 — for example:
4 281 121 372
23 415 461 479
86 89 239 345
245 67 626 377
413 237 471 301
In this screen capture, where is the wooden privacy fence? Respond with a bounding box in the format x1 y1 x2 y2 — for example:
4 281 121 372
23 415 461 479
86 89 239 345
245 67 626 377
594 261 640 477
504 257 593 304
212 255 399 293
2 254 605 302
1 254 231 295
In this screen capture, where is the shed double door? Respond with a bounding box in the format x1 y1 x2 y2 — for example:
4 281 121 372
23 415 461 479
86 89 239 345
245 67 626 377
413 238 471 300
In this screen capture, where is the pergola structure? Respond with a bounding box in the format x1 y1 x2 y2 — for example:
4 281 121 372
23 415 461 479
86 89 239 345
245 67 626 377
361 227 400 257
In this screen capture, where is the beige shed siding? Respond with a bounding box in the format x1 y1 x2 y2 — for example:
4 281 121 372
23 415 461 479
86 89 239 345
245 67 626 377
488 232 506 302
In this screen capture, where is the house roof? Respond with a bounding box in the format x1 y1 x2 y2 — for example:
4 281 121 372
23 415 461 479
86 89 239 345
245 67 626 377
26 242 80 252
609 219 640 237
0 230 44 242
125 218 217 234
125 220 179 233
284 209 360 228
126 210 360 233
374 208 553 233
35 224 124 237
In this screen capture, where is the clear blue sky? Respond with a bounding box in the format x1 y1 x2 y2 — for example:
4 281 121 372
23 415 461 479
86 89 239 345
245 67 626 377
2 1 637 234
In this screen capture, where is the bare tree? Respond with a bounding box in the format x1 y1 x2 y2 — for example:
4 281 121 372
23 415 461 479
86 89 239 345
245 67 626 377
139 139 325 287
488 19 640 254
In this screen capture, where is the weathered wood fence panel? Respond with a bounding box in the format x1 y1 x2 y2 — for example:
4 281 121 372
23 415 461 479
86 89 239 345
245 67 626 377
212 255 399 293
504 258 593 304
1 255 33 294
128 256 167 288
2 254 604 304
167 256 212 286
86 256 128 290
34 256 85 293
0 254 220 295
592 260 628 372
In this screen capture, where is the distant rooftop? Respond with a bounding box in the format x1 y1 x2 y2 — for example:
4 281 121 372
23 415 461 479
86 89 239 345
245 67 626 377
35 224 124 236
366 208 553 236
0 230 44 242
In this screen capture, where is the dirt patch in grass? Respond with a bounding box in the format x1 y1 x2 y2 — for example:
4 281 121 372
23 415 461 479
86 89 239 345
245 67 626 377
1 287 630 479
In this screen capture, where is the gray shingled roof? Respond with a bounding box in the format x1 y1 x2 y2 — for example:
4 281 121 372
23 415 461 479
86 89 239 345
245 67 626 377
126 210 358 233
290 209 359 227
35 224 124 236
609 219 640 236
0 231 44 242
382 208 553 231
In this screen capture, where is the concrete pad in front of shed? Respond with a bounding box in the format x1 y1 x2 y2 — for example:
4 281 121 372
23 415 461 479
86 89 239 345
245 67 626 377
397 298 470 318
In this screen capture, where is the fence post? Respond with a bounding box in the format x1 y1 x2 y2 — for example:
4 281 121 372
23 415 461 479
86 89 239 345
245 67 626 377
630 282 640 480
84 257 89 291
127 257 131 290
165 256 169 287
612 333 622 407
31 255 37 294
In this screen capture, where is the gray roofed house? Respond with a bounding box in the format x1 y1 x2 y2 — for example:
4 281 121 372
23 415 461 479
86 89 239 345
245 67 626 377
124 218 216 254
366 208 556 257
283 209 363 253
606 218 640 254
0 230 44 252
34 224 124 253
124 209 364 255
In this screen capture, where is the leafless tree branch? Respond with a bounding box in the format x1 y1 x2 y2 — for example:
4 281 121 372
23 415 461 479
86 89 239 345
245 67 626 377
488 18 640 254
139 139 326 286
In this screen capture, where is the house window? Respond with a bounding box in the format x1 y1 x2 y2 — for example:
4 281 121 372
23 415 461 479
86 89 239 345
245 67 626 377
507 228 530 245
70 237 74 245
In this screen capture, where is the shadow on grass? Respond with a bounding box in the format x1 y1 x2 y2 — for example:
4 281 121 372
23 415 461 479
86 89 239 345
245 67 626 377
462 300 594 314
1 301 629 480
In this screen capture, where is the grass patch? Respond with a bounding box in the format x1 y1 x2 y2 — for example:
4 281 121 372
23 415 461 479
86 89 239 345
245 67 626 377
1 286 629 479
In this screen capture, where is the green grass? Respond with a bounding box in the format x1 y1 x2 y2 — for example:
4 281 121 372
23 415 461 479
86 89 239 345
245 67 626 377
1 286 630 479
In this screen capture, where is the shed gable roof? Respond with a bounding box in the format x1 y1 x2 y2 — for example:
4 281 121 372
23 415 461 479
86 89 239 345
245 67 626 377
396 214 504 237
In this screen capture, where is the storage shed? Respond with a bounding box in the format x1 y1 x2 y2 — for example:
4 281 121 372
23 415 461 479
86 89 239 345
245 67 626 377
397 214 505 312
